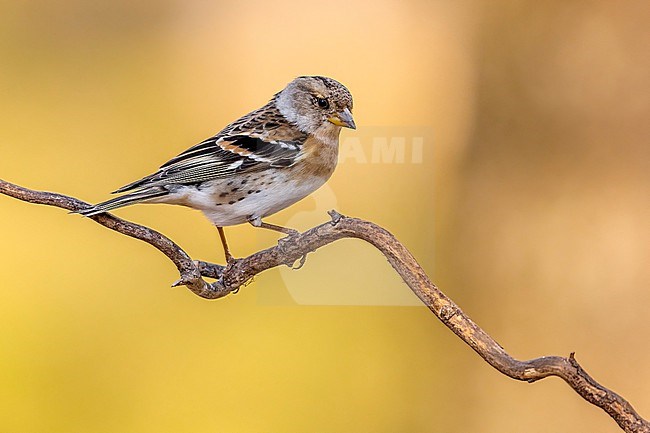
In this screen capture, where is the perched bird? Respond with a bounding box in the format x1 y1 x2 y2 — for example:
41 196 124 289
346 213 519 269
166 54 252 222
79 76 355 262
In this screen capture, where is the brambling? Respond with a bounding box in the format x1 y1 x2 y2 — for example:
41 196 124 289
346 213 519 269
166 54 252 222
79 76 355 262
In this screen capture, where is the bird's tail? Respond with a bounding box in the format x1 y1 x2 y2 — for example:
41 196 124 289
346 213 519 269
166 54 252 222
76 187 169 217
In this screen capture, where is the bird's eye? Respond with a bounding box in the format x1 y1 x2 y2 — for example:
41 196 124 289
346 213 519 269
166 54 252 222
316 97 329 109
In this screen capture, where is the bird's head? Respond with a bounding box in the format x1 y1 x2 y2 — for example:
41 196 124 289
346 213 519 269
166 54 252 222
275 76 355 134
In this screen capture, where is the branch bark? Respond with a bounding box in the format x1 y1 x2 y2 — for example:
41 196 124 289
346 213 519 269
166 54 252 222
1 178 648 433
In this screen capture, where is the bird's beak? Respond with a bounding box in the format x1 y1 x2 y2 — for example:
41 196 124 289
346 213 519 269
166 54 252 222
328 108 356 129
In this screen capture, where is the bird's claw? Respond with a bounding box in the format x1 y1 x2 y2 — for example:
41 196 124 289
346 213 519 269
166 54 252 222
283 228 300 237
291 254 307 270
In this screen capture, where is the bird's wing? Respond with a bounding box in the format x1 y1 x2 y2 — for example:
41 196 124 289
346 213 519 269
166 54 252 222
113 103 307 193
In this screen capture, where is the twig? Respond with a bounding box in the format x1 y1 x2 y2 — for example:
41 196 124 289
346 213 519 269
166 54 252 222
1 178 648 433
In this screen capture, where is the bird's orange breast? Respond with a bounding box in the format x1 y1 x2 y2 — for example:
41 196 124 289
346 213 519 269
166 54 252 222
291 134 340 181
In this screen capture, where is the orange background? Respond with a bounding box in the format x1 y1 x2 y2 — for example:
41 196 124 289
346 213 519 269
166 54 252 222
1 1 648 432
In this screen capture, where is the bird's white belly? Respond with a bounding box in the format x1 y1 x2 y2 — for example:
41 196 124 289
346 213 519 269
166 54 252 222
162 172 327 227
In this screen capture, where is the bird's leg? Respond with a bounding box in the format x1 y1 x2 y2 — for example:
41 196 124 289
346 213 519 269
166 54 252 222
216 226 234 263
256 221 299 236
248 217 305 267
248 217 299 236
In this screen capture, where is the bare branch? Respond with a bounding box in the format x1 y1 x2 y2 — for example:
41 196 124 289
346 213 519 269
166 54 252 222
1 178 648 432
0 179 221 298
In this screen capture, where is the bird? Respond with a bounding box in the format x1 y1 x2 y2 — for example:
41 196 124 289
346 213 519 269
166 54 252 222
78 76 355 262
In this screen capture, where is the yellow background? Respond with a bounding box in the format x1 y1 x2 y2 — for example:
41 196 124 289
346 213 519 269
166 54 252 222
1 1 648 431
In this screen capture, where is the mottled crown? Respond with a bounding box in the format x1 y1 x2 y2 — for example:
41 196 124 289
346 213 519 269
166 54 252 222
296 76 353 110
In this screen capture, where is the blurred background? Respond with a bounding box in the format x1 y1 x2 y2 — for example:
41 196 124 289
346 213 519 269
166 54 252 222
1 0 648 431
